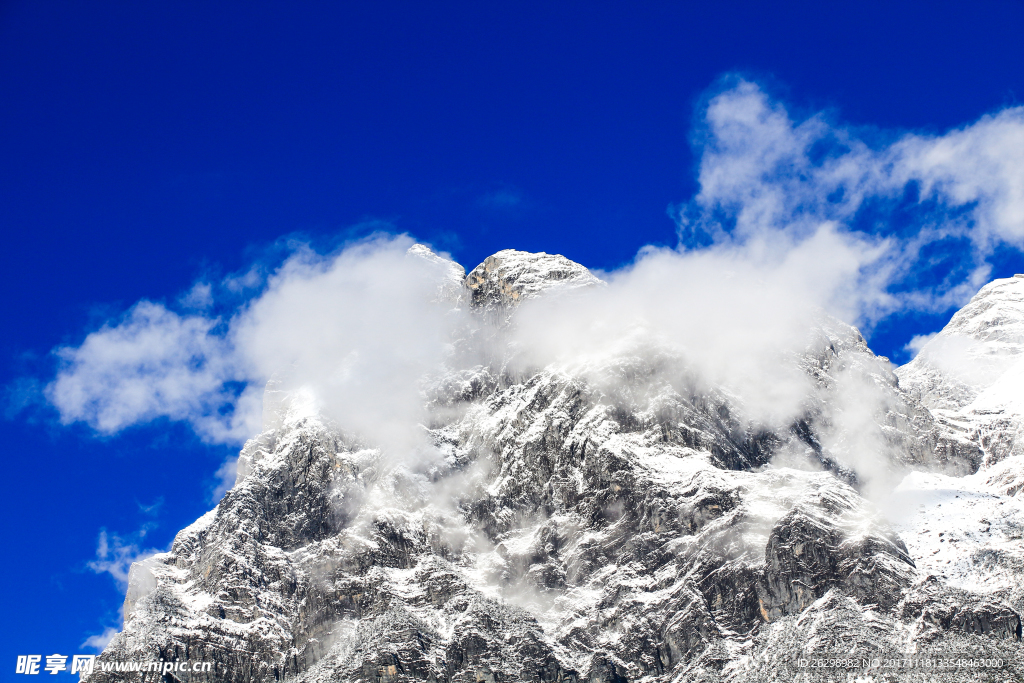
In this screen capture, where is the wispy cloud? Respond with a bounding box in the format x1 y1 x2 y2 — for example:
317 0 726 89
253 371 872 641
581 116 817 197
23 79 1024 464
82 626 119 652
681 78 1024 320
137 497 164 516
83 523 165 653
211 457 238 502
87 528 162 590
179 282 214 310
904 331 939 359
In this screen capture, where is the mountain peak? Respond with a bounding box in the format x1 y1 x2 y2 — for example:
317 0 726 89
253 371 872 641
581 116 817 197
464 249 601 315
898 274 1024 412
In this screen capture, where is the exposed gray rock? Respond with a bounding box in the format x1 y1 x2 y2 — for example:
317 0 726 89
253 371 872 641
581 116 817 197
901 576 1023 642
87 250 1023 683
464 249 601 325
758 485 915 621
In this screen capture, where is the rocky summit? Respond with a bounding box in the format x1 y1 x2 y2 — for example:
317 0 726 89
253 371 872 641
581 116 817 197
90 251 1024 682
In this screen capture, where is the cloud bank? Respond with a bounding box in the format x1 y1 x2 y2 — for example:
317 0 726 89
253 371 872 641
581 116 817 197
511 228 877 425
685 80 1024 317
47 235 462 451
35 80 1024 462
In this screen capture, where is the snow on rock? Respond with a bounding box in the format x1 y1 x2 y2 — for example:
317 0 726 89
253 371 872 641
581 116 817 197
407 244 467 305
464 249 602 324
898 274 1024 468
883 274 1024 641
900 275 1024 410
87 253 1024 683
885 468 1024 612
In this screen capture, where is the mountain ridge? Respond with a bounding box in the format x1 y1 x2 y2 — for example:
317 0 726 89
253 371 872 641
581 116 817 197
88 249 1024 683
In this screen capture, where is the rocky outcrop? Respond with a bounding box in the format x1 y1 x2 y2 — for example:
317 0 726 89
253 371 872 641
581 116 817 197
901 577 1023 642
464 249 601 324
758 486 916 621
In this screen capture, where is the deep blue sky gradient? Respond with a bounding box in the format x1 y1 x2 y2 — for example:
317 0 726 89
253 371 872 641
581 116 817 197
2 0 1023 673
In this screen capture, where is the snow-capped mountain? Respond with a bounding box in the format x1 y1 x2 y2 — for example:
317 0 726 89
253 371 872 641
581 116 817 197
898 274 1024 473
88 251 1023 682
888 274 1024 639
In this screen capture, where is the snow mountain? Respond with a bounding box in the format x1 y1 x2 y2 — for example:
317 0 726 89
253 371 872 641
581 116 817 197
89 251 1024 682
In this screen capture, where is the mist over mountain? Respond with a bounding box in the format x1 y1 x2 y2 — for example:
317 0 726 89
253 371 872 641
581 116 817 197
79 246 1024 683
35 80 1024 683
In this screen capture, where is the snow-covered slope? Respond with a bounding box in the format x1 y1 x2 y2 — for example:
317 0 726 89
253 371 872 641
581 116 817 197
87 254 1024 683
886 273 1024 640
884 470 1024 602
899 275 1024 412
898 274 1024 469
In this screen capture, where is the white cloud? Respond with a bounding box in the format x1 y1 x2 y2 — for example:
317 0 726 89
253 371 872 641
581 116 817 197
512 227 884 425
686 79 1024 320
210 457 238 502
46 234 464 454
81 626 119 652
913 332 1014 393
222 265 265 294
229 236 464 454
87 529 161 591
37 81 1024 468
892 108 1024 248
904 331 939 358
46 302 248 441
179 282 214 310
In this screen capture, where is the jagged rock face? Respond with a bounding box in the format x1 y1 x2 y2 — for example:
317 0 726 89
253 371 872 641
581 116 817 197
464 250 601 325
900 577 1023 642
793 319 949 478
90 252 1024 683
758 486 916 621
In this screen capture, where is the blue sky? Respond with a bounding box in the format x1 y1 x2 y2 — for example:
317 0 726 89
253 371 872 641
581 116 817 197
2 0 1024 673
